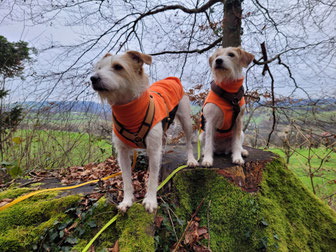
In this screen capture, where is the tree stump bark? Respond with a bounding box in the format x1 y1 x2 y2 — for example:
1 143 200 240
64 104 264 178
161 145 274 193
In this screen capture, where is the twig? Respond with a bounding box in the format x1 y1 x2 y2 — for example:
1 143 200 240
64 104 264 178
259 42 276 148
19 179 43 188
173 198 205 252
159 196 180 221
158 197 178 242
167 208 178 242
322 192 336 200
150 38 222 56
207 200 212 250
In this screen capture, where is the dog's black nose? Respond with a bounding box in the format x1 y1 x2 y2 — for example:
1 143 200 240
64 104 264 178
90 75 107 91
215 58 223 65
90 75 100 85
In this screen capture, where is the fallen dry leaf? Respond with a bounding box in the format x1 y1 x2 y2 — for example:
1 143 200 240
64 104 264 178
112 240 119 252
155 215 164 228
181 214 210 251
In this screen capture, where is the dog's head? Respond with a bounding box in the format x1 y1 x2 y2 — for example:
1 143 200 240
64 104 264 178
90 51 152 105
209 47 254 83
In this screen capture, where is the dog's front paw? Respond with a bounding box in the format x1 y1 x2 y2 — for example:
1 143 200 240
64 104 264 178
142 196 158 213
187 158 199 167
241 148 249 157
232 155 245 165
117 199 133 213
201 157 213 167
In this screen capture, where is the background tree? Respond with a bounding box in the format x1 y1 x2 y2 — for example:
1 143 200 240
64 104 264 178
0 35 31 160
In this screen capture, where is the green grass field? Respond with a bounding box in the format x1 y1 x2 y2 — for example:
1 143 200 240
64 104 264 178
2 129 112 175
23 112 104 127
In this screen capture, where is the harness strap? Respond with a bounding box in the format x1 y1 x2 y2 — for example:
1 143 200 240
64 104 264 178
150 91 170 134
112 95 155 148
201 81 244 133
211 81 244 133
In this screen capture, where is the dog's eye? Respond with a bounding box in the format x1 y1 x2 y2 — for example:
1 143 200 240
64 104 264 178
228 53 235 57
113 64 123 71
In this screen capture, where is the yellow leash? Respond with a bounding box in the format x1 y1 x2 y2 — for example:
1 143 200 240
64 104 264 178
0 150 138 212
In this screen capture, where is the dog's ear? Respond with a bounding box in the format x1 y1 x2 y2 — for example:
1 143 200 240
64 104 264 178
236 48 254 68
103 52 112 58
126 51 152 65
209 54 214 68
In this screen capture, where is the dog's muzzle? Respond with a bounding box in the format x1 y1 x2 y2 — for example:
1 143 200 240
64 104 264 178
214 58 226 70
90 75 108 91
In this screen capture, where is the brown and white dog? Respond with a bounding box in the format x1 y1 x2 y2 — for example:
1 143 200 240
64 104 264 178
90 51 198 213
201 47 254 167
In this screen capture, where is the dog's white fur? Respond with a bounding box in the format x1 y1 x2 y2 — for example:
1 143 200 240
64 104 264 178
90 51 198 213
201 47 254 167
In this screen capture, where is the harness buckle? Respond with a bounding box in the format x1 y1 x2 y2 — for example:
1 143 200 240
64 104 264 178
232 97 239 105
134 136 143 143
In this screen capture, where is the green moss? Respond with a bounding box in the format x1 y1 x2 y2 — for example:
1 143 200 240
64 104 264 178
0 188 154 252
172 169 262 251
165 158 336 251
0 187 34 201
0 190 81 251
28 182 44 187
72 197 119 251
258 158 336 251
116 203 155 252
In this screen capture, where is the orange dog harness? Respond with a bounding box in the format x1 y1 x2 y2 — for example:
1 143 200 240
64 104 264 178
201 78 245 138
112 77 183 148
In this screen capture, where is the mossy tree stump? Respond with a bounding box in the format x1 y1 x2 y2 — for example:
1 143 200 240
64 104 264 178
158 145 336 251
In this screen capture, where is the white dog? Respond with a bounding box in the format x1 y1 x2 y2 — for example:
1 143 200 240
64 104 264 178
201 47 254 167
90 51 198 213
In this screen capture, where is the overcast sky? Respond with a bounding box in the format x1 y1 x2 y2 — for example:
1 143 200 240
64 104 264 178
1 0 335 103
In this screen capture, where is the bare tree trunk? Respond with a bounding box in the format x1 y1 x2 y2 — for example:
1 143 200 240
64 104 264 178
222 0 242 47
